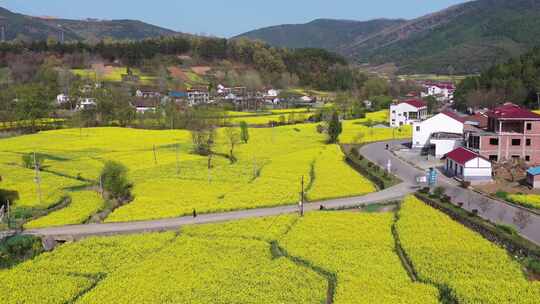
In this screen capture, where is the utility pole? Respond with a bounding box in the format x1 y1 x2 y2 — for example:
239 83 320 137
153 145 157 165
5 200 9 228
300 176 305 217
175 143 180 176
34 152 42 206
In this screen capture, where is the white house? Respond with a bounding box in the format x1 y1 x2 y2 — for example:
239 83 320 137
444 147 492 183
412 111 465 156
187 88 210 106
56 94 70 105
131 98 159 114
389 99 428 127
421 83 455 102
76 98 97 110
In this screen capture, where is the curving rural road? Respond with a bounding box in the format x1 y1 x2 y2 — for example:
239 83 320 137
23 140 540 245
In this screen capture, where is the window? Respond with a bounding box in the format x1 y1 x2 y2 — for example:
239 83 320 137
512 155 520 162
526 155 531 162
416 126 420 132
512 139 521 146
392 110 396 114
527 123 532 131
489 155 498 161
489 138 499 146
527 139 532 146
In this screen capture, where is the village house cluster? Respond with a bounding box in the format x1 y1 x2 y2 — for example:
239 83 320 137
404 100 540 186
56 83 324 114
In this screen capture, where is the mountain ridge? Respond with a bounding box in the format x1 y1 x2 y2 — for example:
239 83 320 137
0 6 180 42
237 0 540 74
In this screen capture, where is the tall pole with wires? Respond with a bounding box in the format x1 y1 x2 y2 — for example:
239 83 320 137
34 152 42 206
300 175 305 217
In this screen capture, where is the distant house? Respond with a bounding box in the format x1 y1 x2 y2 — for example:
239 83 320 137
444 147 492 183
527 166 540 188
56 94 70 105
422 82 455 102
363 100 373 109
131 97 159 114
76 98 97 110
136 87 161 99
389 99 428 127
187 88 210 106
412 111 466 156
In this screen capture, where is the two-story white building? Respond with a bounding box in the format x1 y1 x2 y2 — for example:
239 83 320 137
421 83 455 102
412 111 466 156
389 99 428 127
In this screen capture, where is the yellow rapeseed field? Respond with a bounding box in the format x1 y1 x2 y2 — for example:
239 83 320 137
397 196 540 303
0 112 399 225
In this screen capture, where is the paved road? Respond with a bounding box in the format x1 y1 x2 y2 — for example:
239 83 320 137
360 140 540 245
24 182 414 240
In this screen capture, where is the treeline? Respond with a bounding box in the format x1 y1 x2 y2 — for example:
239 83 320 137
0 36 365 91
455 46 540 110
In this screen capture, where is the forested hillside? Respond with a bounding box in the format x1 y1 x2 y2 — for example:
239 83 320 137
0 7 178 42
237 18 405 52
239 0 540 74
455 46 540 110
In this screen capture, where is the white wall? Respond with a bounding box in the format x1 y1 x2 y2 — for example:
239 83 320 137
389 103 426 127
412 113 464 148
430 139 461 157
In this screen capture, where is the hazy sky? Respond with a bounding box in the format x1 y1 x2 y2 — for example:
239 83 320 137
1 0 469 37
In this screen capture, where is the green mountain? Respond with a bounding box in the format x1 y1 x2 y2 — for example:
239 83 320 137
238 0 540 74
0 7 179 42
237 18 406 52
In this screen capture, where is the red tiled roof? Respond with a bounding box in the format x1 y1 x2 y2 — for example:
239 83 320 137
400 99 426 108
487 103 540 120
441 110 466 123
444 147 482 165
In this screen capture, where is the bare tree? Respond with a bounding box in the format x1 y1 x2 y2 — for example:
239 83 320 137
225 127 240 163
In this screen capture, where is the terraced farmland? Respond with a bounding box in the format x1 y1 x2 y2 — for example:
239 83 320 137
2 197 537 303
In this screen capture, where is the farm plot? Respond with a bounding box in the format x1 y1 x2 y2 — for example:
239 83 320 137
507 194 540 210
396 196 540 303
2 204 538 303
1 121 379 224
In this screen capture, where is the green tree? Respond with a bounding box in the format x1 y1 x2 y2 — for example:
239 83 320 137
100 161 132 201
14 84 52 131
240 121 249 143
326 111 342 144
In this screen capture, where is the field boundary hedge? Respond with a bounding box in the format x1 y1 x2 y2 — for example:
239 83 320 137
341 144 400 190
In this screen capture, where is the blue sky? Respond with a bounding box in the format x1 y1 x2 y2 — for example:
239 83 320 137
1 0 469 37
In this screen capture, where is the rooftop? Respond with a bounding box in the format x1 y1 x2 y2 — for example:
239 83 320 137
527 166 540 176
441 110 466 123
487 103 540 121
399 99 427 109
444 147 484 165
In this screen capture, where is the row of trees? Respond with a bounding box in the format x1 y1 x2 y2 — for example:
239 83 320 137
0 36 363 91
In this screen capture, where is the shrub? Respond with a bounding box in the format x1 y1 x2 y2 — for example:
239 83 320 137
21 153 45 170
433 186 446 198
496 224 519 236
495 191 508 200
419 187 430 194
526 258 540 275
100 161 132 201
